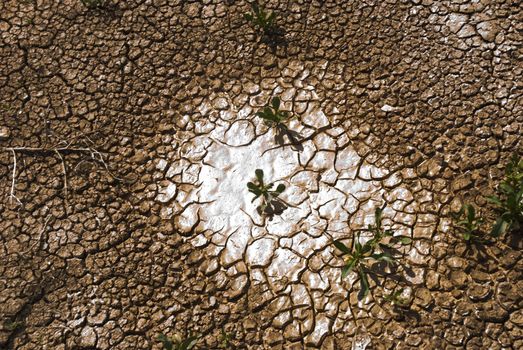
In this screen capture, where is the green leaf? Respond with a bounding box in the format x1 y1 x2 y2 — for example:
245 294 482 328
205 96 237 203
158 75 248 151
180 335 200 350
397 236 412 245
275 183 285 193
255 169 264 183
359 270 370 300
374 207 383 227
485 195 503 206
466 204 475 223
490 216 510 237
267 12 276 25
344 258 357 277
244 13 253 21
500 182 515 195
157 334 173 350
372 253 393 263
361 242 372 255
383 229 394 237
271 97 280 110
333 240 350 254
341 264 351 279
355 240 362 253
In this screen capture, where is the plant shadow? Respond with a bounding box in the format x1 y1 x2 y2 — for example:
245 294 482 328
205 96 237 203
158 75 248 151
506 229 523 249
257 197 288 221
261 27 287 54
274 124 304 152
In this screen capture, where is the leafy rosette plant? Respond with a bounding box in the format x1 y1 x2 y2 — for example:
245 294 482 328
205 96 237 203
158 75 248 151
158 333 200 350
453 204 485 242
247 169 286 215
487 153 523 236
255 97 291 127
244 2 277 35
334 206 412 300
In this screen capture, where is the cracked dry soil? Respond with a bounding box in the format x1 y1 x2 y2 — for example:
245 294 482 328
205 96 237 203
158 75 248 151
1 0 522 349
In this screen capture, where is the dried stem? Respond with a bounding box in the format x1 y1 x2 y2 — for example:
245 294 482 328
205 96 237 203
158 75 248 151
54 149 67 197
29 214 52 252
4 143 122 204
8 148 22 206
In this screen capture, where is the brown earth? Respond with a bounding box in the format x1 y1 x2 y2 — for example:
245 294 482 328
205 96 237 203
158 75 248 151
0 0 522 349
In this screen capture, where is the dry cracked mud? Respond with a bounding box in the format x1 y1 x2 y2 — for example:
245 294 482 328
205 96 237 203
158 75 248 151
1 0 522 349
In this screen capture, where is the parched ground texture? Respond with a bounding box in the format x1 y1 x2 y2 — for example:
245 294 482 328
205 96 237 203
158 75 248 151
1 0 522 349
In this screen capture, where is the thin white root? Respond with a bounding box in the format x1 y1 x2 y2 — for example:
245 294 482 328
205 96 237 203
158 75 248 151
29 214 52 252
4 143 121 203
8 148 22 206
54 149 68 197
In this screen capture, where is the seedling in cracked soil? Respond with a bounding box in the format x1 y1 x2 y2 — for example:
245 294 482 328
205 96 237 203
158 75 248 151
244 2 277 35
247 169 287 216
158 333 200 350
256 97 292 127
256 97 303 151
452 204 485 242
487 153 523 237
333 206 412 300
219 329 234 348
383 288 409 308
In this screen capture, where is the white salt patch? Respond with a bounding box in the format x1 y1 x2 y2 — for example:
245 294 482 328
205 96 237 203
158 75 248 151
157 182 177 203
246 238 275 266
380 104 397 112
156 159 168 171
165 86 430 315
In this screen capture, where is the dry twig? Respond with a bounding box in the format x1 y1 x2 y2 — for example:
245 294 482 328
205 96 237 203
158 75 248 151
4 141 121 204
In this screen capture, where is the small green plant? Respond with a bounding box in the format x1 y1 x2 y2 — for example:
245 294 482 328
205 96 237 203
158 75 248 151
383 288 409 308
158 333 200 350
247 169 286 215
334 206 411 300
80 0 108 9
244 2 277 35
487 153 523 236
453 204 485 242
256 96 303 150
219 329 233 349
255 97 292 127
4 321 24 331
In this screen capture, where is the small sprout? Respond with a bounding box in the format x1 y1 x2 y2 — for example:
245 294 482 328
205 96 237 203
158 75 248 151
158 333 200 350
486 153 523 237
383 288 409 308
255 97 292 127
244 1 277 35
452 203 485 242
334 206 411 300
256 96 304 150
80 0 108 9
219 329 234 349
247 169 287 216
4 321 24 331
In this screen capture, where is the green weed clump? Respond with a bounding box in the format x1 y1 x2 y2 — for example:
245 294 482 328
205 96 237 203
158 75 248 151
244 2 277 35
383 288 409 308
255 97 291 127
453 204 485 242
158 333 200 350
334 206 411 300
487 153 523 236
247 169 286 215
219 329 233 349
